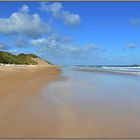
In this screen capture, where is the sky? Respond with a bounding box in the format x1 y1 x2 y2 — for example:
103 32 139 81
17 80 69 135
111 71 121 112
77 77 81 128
0 2 140 65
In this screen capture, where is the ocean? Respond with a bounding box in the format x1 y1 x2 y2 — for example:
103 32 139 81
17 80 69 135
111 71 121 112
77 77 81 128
66 65 140 75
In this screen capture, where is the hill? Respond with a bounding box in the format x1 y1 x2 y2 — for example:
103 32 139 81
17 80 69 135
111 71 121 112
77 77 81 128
0 51 52 66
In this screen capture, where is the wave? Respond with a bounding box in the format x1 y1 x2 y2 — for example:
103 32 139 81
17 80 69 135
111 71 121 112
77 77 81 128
66 65 140 75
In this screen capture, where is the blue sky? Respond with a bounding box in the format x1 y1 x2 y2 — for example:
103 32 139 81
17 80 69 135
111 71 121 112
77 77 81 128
0 2 140 65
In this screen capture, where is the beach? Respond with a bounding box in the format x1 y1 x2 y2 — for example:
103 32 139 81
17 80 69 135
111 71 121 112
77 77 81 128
0 67 140 138
0 65 61 138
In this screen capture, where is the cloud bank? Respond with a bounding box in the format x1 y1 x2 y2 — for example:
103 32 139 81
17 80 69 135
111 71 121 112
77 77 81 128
30 34 105 64
40 2 81 27
0 5 51 38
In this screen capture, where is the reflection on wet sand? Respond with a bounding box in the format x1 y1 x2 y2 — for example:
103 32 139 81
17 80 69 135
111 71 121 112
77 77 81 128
0 68 140 138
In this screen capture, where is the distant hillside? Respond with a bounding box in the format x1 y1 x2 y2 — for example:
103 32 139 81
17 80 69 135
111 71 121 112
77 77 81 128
0 51 52 66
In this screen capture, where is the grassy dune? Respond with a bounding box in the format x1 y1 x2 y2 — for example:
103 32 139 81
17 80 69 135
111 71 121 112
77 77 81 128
0 51 51 65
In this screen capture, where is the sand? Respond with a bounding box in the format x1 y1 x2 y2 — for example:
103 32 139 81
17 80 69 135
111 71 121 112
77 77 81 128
0 65 61 138
1 66 140 138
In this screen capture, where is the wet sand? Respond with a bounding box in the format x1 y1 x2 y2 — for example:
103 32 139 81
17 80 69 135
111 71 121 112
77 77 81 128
1 67 140 138
0 66 61 138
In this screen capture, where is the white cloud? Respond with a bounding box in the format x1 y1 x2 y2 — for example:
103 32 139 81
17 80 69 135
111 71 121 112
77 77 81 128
62 11 80 26
31 38 48 46
40 2 81 27
30 34 105 64
0 5 51 38
20 5 29 13
31 34 73 49
41 2 62 15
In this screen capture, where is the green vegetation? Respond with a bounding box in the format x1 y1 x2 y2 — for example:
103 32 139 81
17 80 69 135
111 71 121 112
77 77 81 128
0 51 39 65
45 60 52 65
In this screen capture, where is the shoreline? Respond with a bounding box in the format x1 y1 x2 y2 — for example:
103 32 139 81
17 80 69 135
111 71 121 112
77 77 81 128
1 67 140 138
